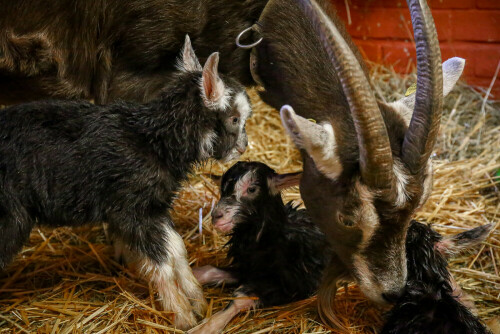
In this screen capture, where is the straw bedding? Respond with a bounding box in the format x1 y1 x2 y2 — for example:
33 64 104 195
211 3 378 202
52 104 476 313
0 66 499 333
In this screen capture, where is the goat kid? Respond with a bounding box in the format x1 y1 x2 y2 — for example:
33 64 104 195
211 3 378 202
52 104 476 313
0 36 252 330
243 0 466 324
0 0 268 104
190 162 492 333
382 221 493 334
188 161 330 334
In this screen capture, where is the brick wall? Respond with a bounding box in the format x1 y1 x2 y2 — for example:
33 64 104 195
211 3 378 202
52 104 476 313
332 0 500 97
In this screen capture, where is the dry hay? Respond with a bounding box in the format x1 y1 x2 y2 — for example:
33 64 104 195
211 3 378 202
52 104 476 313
0 66 499 333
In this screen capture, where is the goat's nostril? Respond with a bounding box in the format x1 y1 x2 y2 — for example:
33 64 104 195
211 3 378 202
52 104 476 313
382 292 400 303
212 211 223 220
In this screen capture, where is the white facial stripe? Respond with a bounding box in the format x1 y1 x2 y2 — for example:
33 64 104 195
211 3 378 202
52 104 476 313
234 170 257 201
355 181 379 245
353 255 385 304
418 161 433 209
199 130 217 159
393 158 410 208
234 92 252 125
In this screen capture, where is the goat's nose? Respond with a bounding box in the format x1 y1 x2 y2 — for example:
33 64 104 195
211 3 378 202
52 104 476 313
382 292 401 303
237 146 246 154
212 210 223 220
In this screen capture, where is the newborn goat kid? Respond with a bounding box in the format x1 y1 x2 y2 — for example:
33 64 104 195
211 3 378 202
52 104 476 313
383 221 493 334
190 161 330 334
0 36 252 330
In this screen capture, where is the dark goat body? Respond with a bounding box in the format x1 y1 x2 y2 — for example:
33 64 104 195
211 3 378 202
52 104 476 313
190 161 329 334
0 0 268 104
0 41 252 330
382 221 492 334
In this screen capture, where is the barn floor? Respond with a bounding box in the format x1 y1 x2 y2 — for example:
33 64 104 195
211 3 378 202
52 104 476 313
0 66 499 333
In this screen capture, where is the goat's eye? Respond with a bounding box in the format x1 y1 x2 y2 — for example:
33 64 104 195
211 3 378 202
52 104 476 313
338 213 354 227
232 117 239 125
247 186 257 194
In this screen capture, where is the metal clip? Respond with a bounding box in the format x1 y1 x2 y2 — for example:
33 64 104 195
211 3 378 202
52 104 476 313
236 25 263 49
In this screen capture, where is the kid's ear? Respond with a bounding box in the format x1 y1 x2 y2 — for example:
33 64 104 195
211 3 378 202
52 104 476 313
436 223 493 257
201 52 228 110
267 171 302 195
179 34 202 72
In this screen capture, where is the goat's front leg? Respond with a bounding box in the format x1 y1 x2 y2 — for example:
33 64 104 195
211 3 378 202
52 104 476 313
187 288 258 334
110 216 206 330
193 265 238 286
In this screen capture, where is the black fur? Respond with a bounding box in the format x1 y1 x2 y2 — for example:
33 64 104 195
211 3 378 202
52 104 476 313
382 221 491 334
218 162 330 306
0 68 248 269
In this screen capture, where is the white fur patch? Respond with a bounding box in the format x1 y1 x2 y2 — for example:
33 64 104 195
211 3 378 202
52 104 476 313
135 227 206 329
316 123 343 180
234 92 252 124
199 130 217 159
393 158 410 208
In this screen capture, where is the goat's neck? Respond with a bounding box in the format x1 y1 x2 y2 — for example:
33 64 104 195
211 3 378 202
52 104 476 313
126 92 215 173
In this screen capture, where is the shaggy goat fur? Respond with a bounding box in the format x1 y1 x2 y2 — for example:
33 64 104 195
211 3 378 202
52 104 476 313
189 161 330 333
0 39 252 330
382 221 493 334
0 0 268 104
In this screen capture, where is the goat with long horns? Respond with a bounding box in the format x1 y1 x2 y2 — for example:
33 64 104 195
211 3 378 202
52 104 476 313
244 0 466 326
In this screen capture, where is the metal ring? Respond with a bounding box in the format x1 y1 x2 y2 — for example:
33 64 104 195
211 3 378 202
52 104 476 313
236 26 263 49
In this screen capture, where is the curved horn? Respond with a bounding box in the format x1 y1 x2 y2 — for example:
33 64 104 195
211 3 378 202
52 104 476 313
402 0 443 174
296 0 393 190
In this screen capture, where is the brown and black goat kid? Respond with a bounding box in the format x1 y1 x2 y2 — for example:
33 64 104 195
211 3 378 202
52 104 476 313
0 0 268 104
0 36 252 330
189 161 330 334
382 221 493 334
244 0 466 325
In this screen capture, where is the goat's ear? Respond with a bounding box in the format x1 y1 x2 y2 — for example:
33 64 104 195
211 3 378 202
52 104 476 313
436 223 493 257
268 171 302 195
201 52 228 110
280 105 342 180
179 35 202 72
400 57 465 110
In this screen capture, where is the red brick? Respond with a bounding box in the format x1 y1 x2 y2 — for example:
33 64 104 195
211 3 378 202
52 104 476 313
336 0 406 9
335 7 500 43
440 42 476 77
381 41 417 73
450 10 500 42
473 45 500 78
429 0 475 8
476 0 500 9
341 8 413 40
332 0 474 9
442 43 500 79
